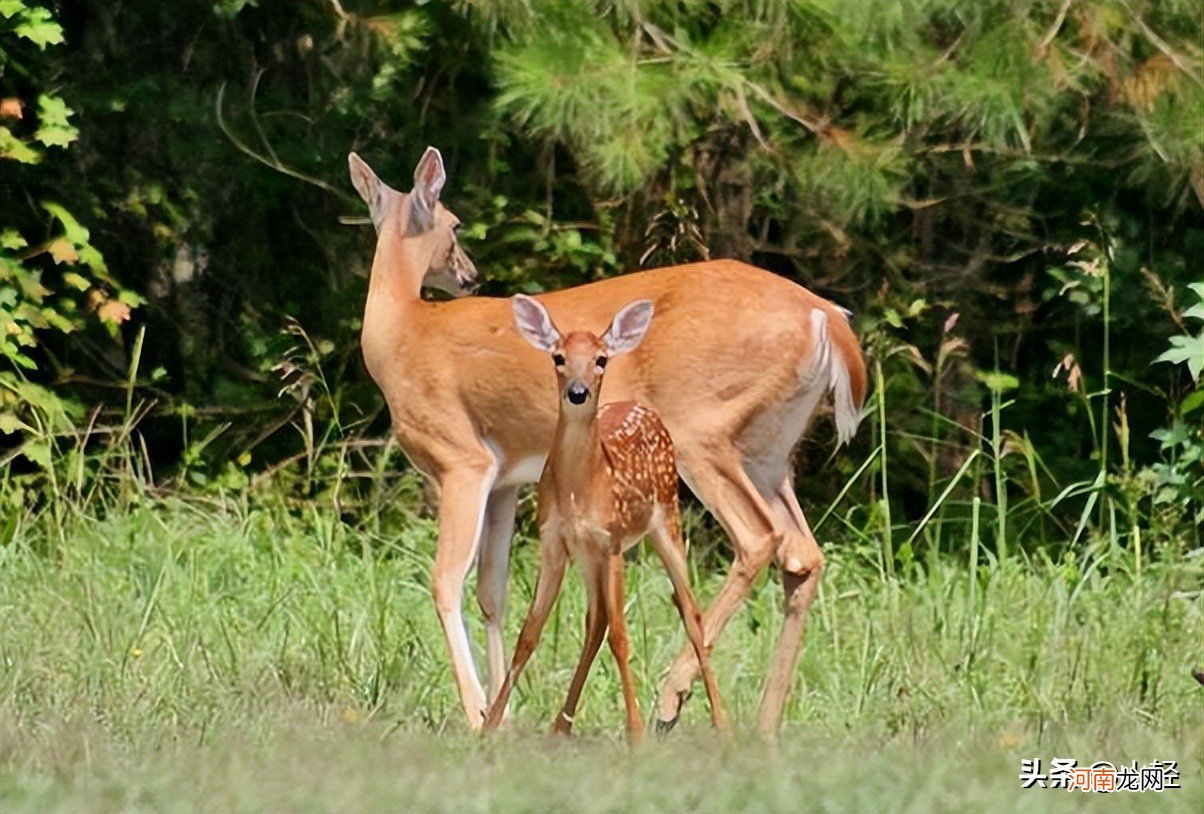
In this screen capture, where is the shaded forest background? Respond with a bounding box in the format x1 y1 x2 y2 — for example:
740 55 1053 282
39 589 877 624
3 0 1203 558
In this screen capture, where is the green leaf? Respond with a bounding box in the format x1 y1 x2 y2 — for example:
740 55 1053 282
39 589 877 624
213 0 253 19
42 201 90 244
42 307 75 332
34 94 77 148
1180 388 1204 416
1153 333 1204 381
0 229 26 250
0 412 32 435
20 439 52 469
117 289 146 307
1150 420 1191 450
1183 303 1204 323
975 370 1020 393
0 126 41 163
0 0 25 19
78 245 106 274
62 271 90 291
13 6 64 49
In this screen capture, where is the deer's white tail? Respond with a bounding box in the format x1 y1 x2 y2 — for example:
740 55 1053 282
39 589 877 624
810 306 865 446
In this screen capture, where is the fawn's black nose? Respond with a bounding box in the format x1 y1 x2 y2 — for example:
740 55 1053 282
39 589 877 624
566 382 589 405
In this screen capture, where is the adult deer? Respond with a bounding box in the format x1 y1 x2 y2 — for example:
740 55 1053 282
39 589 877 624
482 296 727 742
350 146 866 737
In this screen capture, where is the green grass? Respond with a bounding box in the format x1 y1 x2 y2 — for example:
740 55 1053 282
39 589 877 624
1 494 1202 812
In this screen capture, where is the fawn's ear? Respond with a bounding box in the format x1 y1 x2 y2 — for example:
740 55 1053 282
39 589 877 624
602 299 654 356
348 152 395 229
511 294 561 352
409 146 446 234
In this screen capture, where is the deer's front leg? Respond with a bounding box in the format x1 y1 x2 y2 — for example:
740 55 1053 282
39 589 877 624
432 462 497 729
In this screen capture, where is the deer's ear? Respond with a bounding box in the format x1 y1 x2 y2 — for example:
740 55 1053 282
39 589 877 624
348 152 395 230
410 146 446 233
511 294 561 352
602 299 654 356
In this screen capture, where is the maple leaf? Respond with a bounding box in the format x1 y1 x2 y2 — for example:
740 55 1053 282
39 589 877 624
46 237 78 264
1154 334 1204 381
13 6 64 49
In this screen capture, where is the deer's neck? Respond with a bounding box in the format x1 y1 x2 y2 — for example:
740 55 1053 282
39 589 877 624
360 222 434 383
548 409 605 510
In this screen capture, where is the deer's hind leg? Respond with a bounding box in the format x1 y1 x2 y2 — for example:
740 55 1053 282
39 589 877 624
477 485 520 703
655 440 781 730
754 472 824 739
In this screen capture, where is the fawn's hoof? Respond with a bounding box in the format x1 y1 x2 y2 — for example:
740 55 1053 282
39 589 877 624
550 711 574 737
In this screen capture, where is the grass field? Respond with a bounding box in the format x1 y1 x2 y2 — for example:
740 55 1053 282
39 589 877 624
1 492 1202 812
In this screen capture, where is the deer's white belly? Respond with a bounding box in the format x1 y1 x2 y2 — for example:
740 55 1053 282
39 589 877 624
495 453 547 487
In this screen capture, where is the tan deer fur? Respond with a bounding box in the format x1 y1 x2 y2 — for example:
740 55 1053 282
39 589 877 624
482 296 726 741
350 147 866 737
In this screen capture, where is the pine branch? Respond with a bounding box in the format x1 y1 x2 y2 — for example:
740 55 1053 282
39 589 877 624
1033 0 1076 60
1117 0 1203 87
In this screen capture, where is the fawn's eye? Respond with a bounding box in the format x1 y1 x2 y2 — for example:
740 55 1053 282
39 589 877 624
596 357 608 369
552 354 565 367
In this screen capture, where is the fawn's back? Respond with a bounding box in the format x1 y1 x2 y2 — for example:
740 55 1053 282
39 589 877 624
596 400 681 543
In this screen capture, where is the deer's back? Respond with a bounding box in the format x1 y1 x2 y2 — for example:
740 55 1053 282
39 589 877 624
387 260 863 476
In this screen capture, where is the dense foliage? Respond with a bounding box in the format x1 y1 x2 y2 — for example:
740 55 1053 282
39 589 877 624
2 0 1202 561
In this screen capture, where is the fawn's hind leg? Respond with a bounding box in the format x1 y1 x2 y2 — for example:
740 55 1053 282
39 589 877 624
650 513 728 731
605 554 644 743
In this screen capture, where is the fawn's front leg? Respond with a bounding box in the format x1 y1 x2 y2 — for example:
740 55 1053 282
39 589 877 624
552 554 609 736
482 535 568 731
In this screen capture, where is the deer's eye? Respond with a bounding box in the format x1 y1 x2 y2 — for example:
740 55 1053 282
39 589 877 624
552 354 565 367
596 357 608 369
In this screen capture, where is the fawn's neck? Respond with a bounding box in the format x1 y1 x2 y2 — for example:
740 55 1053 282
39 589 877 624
548 407 605 508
